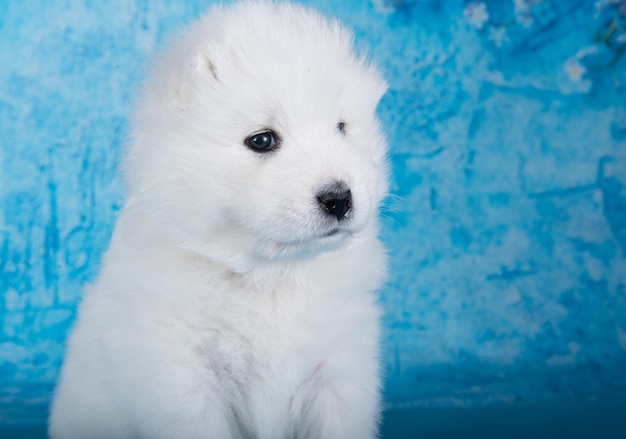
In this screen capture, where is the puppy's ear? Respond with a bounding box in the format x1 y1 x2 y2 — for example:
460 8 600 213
367 66 389 107
192 51 219 82
170 50 220 109
355 65 388 112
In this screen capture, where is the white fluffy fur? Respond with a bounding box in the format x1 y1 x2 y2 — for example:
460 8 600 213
49 2 389 438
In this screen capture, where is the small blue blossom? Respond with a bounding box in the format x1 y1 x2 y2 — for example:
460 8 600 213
488 25 509 47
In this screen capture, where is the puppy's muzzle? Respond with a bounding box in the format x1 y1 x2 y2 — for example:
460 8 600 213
317 182 352 221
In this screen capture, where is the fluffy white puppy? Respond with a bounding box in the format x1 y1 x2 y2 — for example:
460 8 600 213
49 1 389 438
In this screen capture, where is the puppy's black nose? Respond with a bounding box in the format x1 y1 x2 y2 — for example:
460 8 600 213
318 186 352 221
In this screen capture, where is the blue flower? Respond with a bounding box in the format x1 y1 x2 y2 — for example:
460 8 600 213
488 25 509 47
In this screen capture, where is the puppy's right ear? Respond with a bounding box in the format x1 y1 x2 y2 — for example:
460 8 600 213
191 51 219 82
169 50 220 109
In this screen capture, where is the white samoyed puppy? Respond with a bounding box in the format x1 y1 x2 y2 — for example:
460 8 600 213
49 1 389 438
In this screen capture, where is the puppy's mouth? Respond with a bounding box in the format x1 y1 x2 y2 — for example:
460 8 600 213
286 227 349 246
321 228 340 238
264 226 353 260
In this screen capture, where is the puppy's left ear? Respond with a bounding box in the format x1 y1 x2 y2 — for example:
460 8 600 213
361 65 389 110
370 67 389 106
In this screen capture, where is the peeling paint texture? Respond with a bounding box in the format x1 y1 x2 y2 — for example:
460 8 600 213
1 0 626 427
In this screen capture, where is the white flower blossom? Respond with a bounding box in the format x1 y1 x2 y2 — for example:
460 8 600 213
488 25 509 47
513 0 543 27
464 2 490 30
516 13 534 27
564 58 587 82
513 0 530 14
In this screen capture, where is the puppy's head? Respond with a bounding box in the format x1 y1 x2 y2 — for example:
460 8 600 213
126 1 389 271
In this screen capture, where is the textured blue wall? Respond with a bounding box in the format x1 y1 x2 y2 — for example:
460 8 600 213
1 0 626 428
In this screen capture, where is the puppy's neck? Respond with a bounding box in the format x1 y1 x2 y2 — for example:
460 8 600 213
108 201 323 295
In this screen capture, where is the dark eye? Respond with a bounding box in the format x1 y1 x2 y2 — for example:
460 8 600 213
244 130 279 153
337 121 346 136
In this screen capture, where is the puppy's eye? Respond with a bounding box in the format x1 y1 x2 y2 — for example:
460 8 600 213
337 121 346 136
245 130 279 153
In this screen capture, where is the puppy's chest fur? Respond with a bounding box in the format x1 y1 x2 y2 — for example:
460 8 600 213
143 267 363 427
136 262 353 377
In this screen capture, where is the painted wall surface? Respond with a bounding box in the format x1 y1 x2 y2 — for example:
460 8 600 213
1 0 625 426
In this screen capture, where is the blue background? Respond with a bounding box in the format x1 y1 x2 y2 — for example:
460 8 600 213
1 0 626 436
